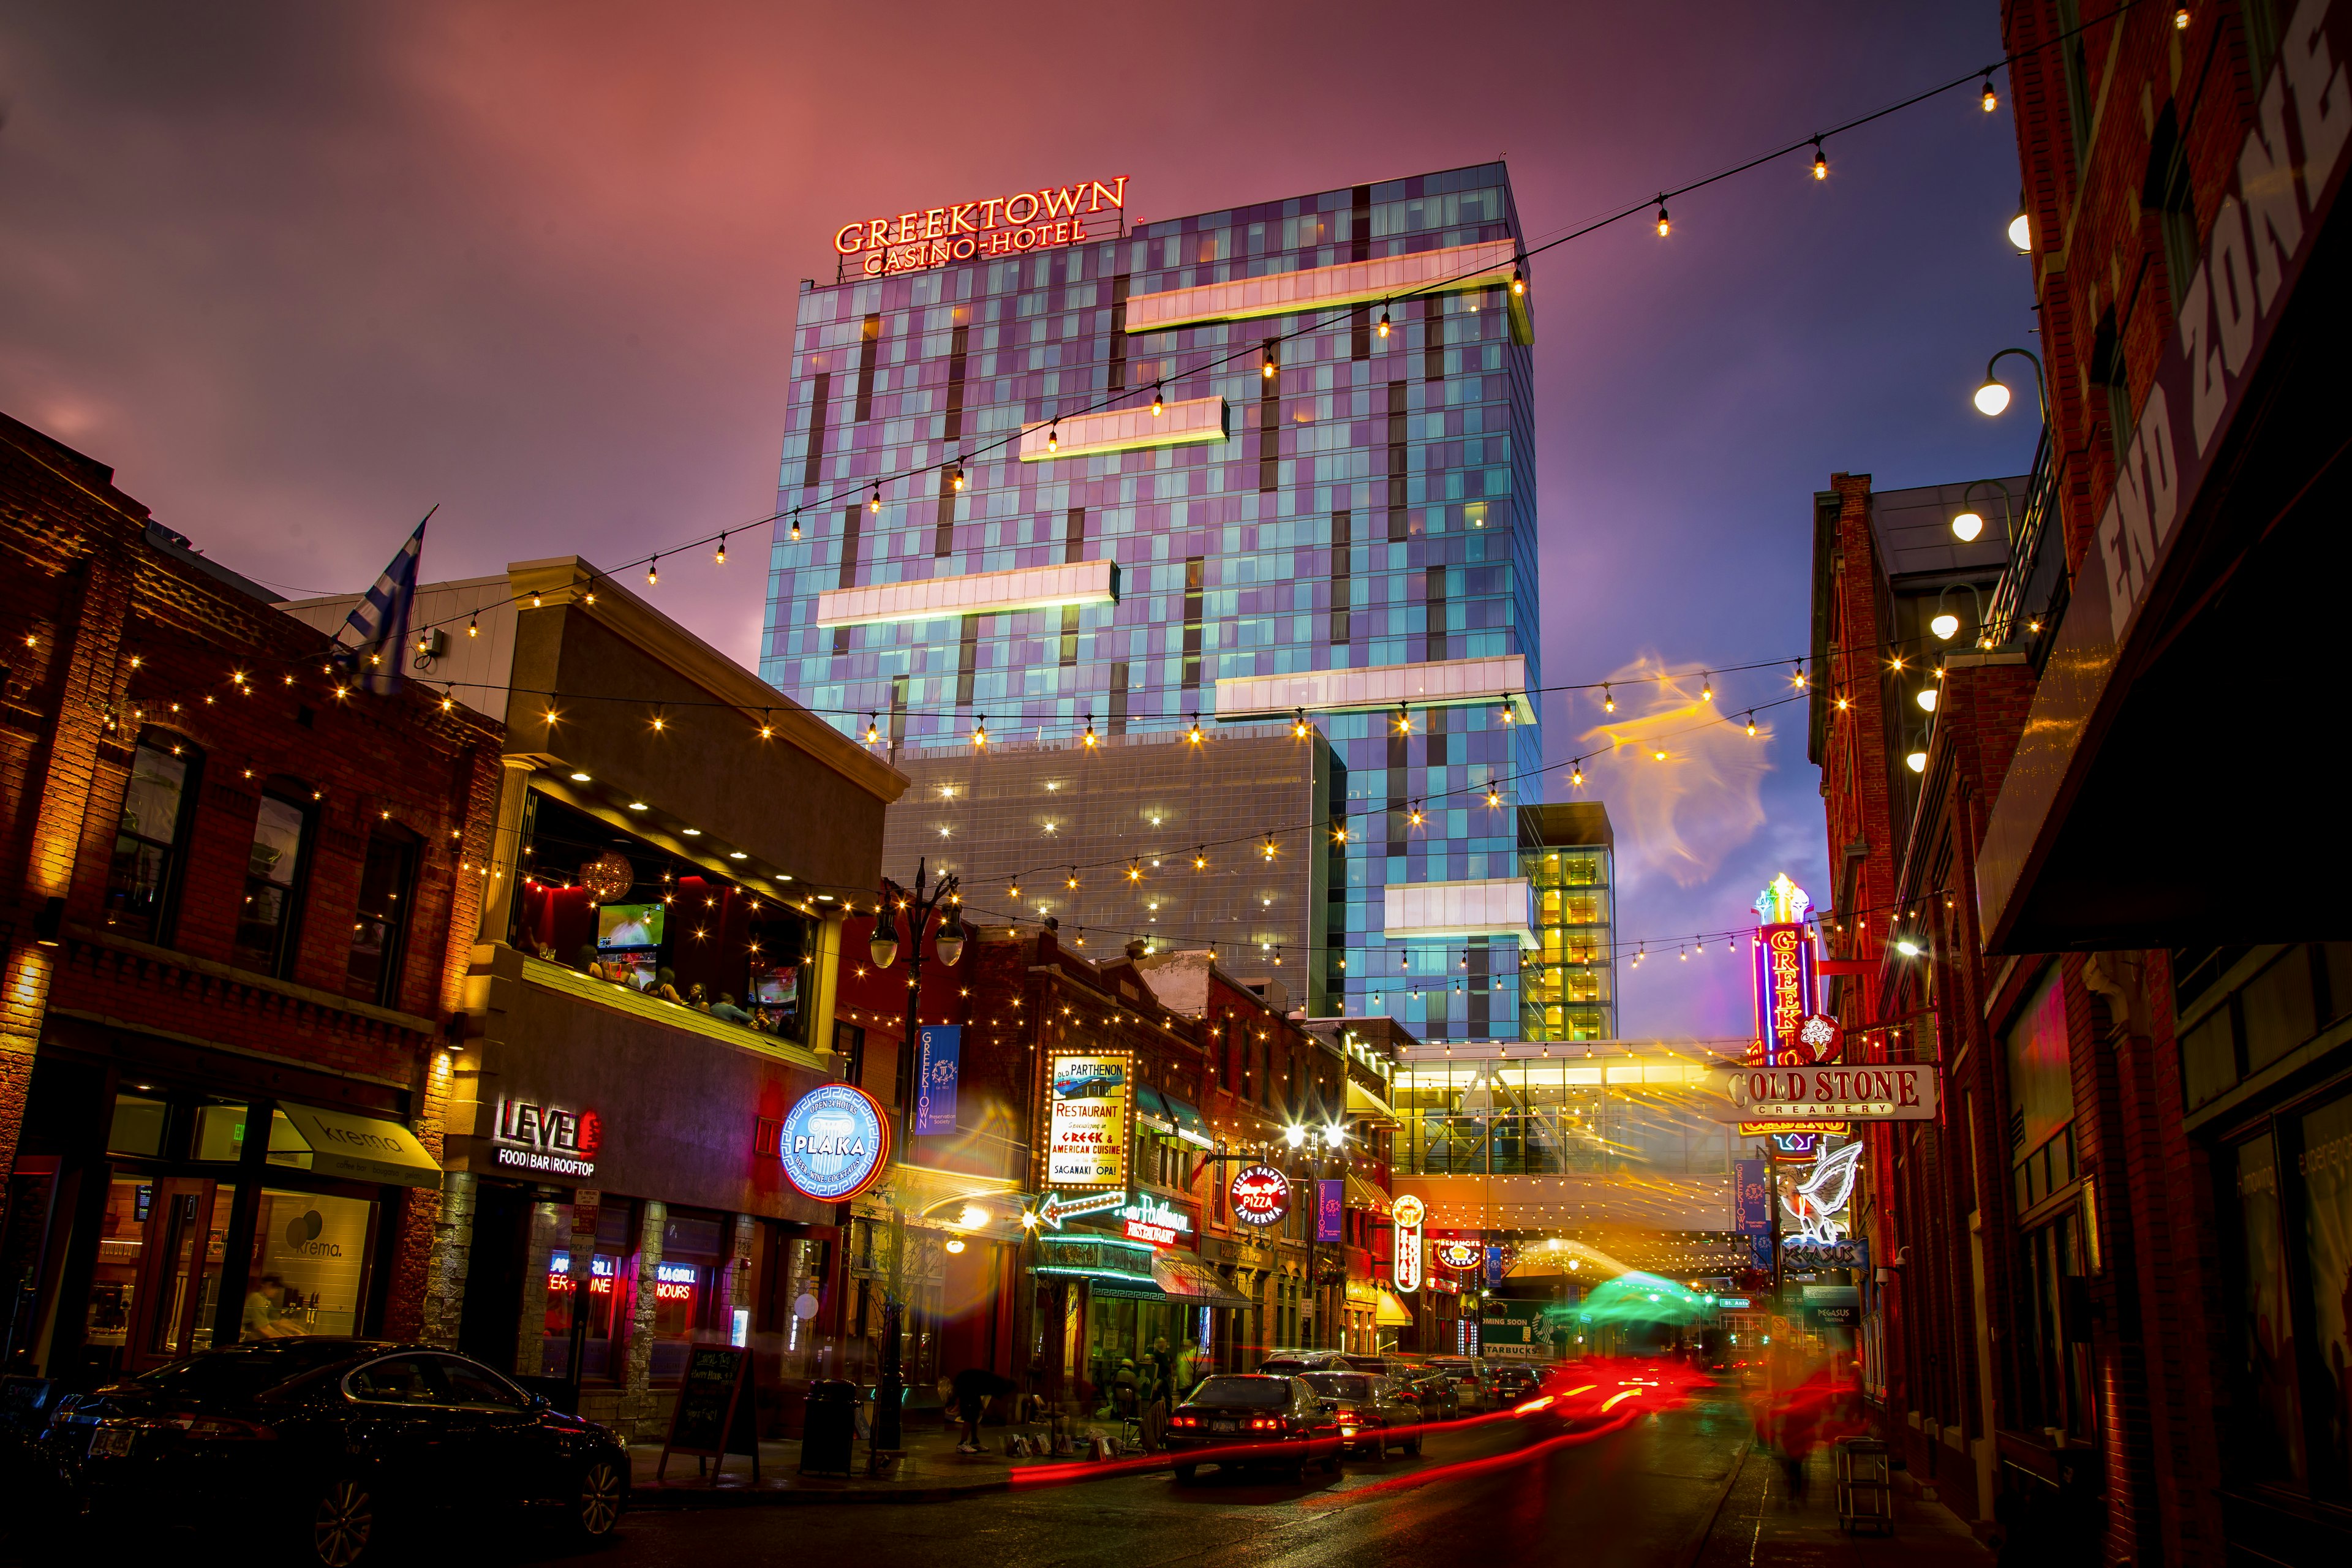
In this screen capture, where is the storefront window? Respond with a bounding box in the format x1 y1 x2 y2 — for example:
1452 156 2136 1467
2298 1090 2352 1493
246 1189 373 1340
2005 968 2076 1212
2231 1134 2305 1482
543 1199 633 1381
650 1208 727 1382
107 1095 167 1157
85 1180 149 1350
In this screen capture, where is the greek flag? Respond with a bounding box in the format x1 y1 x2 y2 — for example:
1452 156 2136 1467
339 508 433 695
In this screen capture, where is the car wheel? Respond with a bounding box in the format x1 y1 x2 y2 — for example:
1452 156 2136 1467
1174 1464 1197 1483
1409 1435 1424 1456
307 1477 375 1568
571 1456 626 1540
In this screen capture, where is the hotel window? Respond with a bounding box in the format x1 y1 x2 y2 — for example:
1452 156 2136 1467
107 733 200 943
345 829 417 1008
2143 108 2199 322
234 784 314 978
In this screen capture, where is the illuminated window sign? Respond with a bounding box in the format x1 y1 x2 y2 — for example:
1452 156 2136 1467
833 178 1130 277
492 1096 600 1180
546 1251 615 1295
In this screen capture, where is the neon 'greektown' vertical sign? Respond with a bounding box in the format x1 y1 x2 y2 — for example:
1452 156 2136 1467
1748 873 1817 1064
1392 1194 1425 1294
834 178 1131 277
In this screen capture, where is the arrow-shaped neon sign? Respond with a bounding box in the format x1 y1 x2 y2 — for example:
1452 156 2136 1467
1031 1189 1128 1230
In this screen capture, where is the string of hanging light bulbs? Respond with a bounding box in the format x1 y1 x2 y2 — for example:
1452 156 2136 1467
339 5 2165 657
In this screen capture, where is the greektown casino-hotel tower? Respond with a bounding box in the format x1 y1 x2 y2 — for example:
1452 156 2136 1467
762 165 1542 1041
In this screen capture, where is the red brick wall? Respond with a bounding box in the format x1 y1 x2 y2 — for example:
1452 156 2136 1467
1 412 504 1343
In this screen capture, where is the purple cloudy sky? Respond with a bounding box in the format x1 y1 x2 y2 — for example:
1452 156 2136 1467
0 1 2041 1039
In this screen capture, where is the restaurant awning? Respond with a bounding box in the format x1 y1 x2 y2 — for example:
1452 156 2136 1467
1346 1079 1400 1124
1164 1095 1213 1147
1374 1287 1416 1327
1344 1172 1392 1215
1134 1085 1175 1132
274 1104 443 1189
1091 1276 1169 1302
1154 1253 1251 1308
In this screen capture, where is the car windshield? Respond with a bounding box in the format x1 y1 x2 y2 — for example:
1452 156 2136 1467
1298 1373 1374 1399
135 1341 371 1401
1190 1376 1292 1408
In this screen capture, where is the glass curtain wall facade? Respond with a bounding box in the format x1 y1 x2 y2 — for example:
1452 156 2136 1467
764 165 1539 1037
1390 1054 1728 1178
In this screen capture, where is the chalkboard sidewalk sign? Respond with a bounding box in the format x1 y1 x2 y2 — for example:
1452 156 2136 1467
657 1345 761 1485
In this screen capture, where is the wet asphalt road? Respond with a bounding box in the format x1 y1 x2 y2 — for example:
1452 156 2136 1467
532 1389 1754 1568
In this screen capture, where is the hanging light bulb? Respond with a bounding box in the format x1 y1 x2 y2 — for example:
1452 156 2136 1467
1655 199 1670 237
1486 786 1501 807
1396 703 1412 735
1066 867 1080 889
1194 847 1207 870
1152 383 1164 417
1700 671 1714 703
1602 684 1615 714
1083 713 1098 748
1570 761 1585 788
789 510 803 541
1745 712 1757 736
467 613 478 639
647 556 660 586
1187 714 1203 744
1512 261 1525 295
1293 707 1310 738
1981 74 1998 112
714 534 728 565
1046 423 1058 453
1263 839 1277 861
1128 862 1143 883
972 714 987 747
1008 882 1020 901
1812 137 1828 179
1792 660 1808 690
1378 304 1392 339
1262 347 1278 378
952 463 966 491
865 712 880 745
1409 802 1424 827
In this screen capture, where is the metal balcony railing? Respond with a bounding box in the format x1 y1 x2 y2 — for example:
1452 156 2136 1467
1982 426 2069 671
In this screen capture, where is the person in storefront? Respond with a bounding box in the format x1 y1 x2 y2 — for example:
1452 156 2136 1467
652 967 687 1005
241 1273 292 1340
948 1365 1013 1455
1111 1357 1137 1417
709 991 752 1025
1147 1336 1175 1403
576 944 611 982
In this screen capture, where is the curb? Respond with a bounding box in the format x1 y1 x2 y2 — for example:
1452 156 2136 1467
1675 1426 1754 1568
630 1476 1016 1509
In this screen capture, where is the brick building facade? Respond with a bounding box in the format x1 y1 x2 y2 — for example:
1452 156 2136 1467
1 412 502 1381
1815 4 2352 1560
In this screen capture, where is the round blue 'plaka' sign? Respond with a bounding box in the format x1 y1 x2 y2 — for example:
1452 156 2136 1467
778 1084 891 1201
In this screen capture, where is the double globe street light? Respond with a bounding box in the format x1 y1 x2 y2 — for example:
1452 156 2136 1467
861 857 962 1458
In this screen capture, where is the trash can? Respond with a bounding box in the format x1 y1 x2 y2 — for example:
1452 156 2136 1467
801 1379 858 1477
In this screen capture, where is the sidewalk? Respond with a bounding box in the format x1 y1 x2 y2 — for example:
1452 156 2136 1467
1689 1439 1992 1567
627 1419 1145 1507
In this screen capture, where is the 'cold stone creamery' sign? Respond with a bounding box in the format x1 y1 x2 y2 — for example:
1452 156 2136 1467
834 178 1131 277
1710 1064 1939 1123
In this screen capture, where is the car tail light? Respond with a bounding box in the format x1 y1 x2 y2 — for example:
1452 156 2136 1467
1513 1395 1554 1417
1249 1417 1280 1431
1172 1415 1198 1429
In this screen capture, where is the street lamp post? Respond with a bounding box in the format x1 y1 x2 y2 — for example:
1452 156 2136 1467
1972 347 2049 422
865 856 963 1458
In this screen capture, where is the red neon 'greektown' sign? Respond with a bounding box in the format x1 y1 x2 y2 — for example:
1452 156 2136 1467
834 177 1131 277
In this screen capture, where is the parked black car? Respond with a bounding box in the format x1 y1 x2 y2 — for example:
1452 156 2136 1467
1166 1373 1341 1482
46 1339 628 1566
1297 1371 1423 1457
